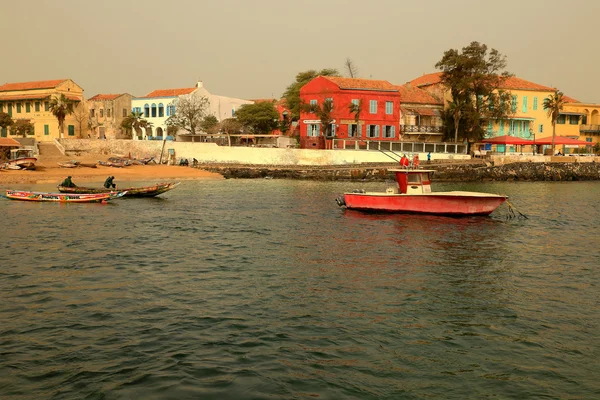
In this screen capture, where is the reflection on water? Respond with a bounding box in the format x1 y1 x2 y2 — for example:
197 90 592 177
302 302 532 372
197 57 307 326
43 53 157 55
0 180 598 399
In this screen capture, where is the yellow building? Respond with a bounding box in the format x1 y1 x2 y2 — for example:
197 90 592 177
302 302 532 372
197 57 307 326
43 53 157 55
0 79 85 141
409 73 600 153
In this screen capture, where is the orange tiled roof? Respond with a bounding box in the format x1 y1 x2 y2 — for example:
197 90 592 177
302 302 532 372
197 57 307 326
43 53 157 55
0 79 66 92
143 88 196 98
409 72 558 92
563 95 580 103
0 138 22 147
408 73 443 88
322 76 398 91
396 84 442 105
250 98 277 103
88 94 122 101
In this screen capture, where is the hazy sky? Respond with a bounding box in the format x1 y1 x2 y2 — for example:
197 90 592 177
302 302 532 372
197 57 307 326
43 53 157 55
3 0 600 103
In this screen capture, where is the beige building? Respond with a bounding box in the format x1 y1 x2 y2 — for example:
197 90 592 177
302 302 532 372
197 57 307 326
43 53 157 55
0 79 85 141
87 94 133 139
397 84 444 142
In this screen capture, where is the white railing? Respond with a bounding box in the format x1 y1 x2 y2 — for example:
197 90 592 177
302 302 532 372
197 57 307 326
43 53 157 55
53 138 66 155
331 139 467 154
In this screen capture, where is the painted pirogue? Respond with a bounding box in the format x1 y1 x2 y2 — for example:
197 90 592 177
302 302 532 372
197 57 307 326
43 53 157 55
57 182 180 198
5 190 126 203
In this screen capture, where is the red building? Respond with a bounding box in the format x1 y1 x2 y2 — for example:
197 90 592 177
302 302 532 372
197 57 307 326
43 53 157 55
299 76 400 149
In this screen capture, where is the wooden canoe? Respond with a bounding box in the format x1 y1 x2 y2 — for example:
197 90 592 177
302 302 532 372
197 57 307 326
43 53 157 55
5 190 127 203
57 182 180 197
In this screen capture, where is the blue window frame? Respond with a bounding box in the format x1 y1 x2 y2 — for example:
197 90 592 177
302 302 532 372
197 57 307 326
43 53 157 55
44 125 49 135
385 101 393 115
369 100 377 114
16 103 21 113
158 103 164 118
351 99 359 106
25 102 31 113
68 125 75 136
144 104 150 118
522 96 528 113
307 124 320 137
539 124 543 133
511 95 517 113
310 100 317 106
151 104 157 118
533 97 538 111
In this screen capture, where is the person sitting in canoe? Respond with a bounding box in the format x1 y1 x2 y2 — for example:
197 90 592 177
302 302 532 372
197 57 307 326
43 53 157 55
104 176 116 189
60 176 76 187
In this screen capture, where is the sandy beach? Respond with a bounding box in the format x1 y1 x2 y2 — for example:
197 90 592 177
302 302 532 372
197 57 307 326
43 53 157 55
0 152 223 185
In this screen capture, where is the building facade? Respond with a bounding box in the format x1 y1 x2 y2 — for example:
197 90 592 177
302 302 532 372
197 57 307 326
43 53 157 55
87 94 133 139
0 79 84 141
397 84 444 142
409 72 600 153
299 76 401 149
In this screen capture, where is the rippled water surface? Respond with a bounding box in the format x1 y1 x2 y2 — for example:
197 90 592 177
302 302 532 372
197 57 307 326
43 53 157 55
1 179 599 399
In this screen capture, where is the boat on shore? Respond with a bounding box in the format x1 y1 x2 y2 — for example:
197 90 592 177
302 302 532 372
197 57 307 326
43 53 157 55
57 182 180 197
336 169 507 216
5 190 127 203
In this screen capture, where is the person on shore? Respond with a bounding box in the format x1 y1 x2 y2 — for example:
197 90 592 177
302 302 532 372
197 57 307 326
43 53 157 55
60 176 76 187
103 176 116 189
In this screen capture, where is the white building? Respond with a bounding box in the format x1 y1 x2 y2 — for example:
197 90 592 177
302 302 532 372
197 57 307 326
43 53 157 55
130 81 253 140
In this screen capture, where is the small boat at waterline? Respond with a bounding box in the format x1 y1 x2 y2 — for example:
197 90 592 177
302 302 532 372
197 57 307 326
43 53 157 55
336 169 507 216
57 182 180 197
5 190 127 203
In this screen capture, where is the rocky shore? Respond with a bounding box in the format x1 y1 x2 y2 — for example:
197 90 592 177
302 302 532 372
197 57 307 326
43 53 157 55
202 161 600 182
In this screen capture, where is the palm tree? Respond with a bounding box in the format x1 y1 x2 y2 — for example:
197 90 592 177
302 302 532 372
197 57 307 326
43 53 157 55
121 110 152 139
48 94 75 138
543 90 566 154
348 99 363 137
448 98 468 143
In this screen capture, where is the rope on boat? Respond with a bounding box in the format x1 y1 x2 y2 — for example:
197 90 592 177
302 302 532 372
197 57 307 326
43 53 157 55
505 199 528 220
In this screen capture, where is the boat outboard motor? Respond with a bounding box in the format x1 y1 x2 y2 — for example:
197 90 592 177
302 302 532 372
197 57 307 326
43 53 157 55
335 196 346 207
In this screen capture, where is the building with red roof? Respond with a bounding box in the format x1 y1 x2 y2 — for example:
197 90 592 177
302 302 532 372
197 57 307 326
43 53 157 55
0 79 85 141
299 76 400 149
397 84 444 142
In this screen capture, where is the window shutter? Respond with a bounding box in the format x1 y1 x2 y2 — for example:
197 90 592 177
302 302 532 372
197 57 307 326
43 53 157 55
391 126 396 138
357 124 362 137
375 125 380 137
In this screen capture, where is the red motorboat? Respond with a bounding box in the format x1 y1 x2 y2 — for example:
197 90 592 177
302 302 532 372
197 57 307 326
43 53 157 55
336 169 507 216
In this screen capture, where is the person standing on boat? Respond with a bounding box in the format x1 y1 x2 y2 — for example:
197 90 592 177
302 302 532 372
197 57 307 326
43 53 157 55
427 152 431 163
104 176 116 189
60 176 76 187
400 154 409 168
413 154 420 169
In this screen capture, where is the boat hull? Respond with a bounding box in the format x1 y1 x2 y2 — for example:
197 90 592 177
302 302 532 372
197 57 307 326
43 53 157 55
5 190 125 203
343 191 507 216
57 182 180 197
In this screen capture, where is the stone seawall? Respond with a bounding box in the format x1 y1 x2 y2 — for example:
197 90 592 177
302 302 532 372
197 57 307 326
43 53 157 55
202 162 600 181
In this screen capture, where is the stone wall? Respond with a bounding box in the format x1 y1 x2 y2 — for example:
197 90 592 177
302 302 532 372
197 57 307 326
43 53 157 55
58 139 471 166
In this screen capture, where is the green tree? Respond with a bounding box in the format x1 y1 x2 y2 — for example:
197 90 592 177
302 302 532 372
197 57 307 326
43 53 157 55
121 110 152 139
302 99 334 137
200 114 219 134
48 94 76 138
11 119 35 137
235 101 279 134
282 68 339 120
543 90 566 154
0 112 14 134
435 41 513 146
219 118 243 147
166 94 210 135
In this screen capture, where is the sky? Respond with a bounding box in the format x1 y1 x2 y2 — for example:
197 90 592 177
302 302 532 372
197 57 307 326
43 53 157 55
3 0 600 103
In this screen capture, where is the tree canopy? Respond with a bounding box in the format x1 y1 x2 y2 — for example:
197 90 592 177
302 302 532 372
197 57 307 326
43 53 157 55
11 119 34 137
200 115 219 134
235 101 280 134
0 112 13 130
282 68 339 120
435 41 513 144
121 110 152 138
166 94 210 135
